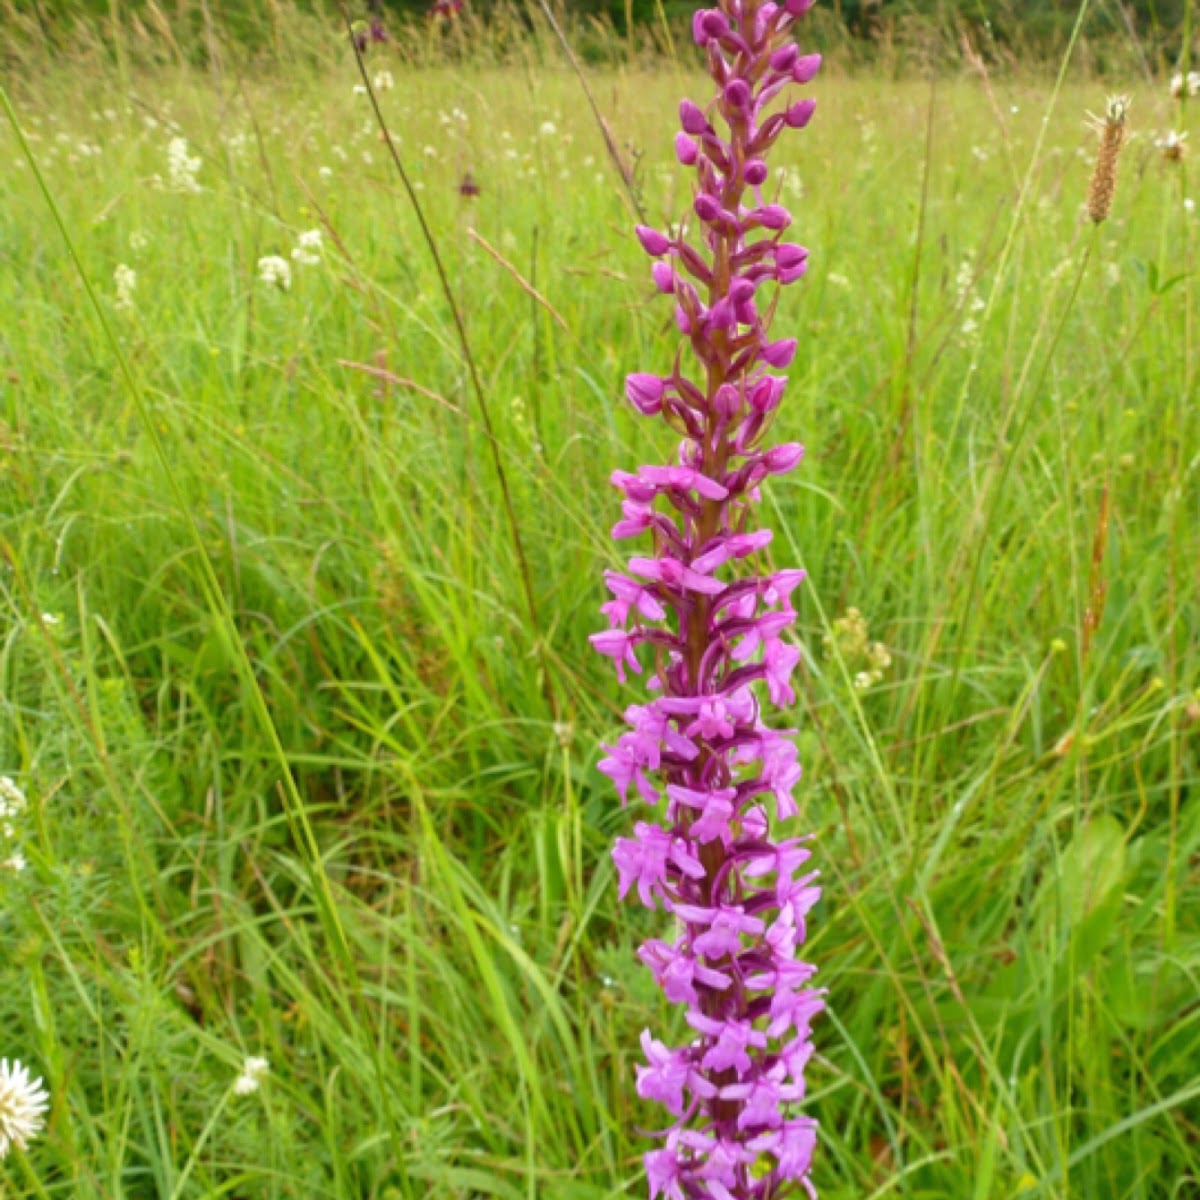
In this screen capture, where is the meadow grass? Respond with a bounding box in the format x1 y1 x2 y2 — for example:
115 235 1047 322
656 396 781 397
1 15 1199 1199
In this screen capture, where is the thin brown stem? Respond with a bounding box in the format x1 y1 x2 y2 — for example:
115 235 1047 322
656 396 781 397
340 6 558 719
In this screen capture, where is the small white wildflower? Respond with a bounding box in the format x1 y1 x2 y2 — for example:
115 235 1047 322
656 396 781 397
373 70 394 91
361 150 374 165
352 84 367 96
853 671 875 691
0 1059 49 1159
232 1056 269 1096
539 120 558 137
129 230 149 252
290 228 323 267
1155 130 1188 161
257 255 292 291
826 272 850 288
2 853 25 873
114 263 137 312
165 136 202 193
1169 70 1200 99
1186 197 1196 214
0 778 26 821
318 165 333 179
779 167 804 197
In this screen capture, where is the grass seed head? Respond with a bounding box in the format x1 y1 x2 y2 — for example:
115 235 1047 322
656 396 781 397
1087 95 1131 225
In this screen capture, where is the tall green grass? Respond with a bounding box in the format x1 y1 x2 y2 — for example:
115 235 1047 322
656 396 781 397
1 10 1198 1199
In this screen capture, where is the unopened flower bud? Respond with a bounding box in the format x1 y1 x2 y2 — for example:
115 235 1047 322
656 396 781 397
744 157 769 186
762 337 798 367
776 243 809 283
680 99 709 135
693 8 729 43
765 442 805 472
770 44 798 72
753 204 792 230
793 53 822 83
626 373 665 414
675 133 699 165
785 99 817 128
694 193 722 223
724 80 752 112
652 262 676 293
636 225 672 256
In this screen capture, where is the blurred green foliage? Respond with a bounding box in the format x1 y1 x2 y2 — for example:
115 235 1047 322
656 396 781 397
9 0 1196 51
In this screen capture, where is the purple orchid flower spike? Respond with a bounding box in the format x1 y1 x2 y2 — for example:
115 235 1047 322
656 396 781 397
591 1 827 1196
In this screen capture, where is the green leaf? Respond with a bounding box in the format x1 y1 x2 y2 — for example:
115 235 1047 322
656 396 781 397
1059 815 1126 970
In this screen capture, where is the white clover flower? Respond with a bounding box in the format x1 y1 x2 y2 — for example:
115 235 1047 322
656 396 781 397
257 255 292 291
373 70 394 91
114 263 137 312
2 853 26 873
0 1060 49 1159
233 1056 270 1096
165 136 202 193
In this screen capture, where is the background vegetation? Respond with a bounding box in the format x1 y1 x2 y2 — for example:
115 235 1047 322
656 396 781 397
4 0 1198 62
1 2 1198 1198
